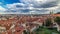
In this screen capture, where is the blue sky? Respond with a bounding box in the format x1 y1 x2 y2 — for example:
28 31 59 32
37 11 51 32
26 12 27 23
0 0 20 8
0 0 20 4
0 0 60 14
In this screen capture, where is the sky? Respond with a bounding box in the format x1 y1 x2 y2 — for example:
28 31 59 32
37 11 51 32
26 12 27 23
0 0 60 14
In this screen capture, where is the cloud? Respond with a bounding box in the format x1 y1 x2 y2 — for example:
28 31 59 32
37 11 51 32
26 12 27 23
0 6 6 11
20 0 58 8
0 0 60 14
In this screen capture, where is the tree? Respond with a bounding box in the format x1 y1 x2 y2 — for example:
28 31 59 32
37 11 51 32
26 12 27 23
54 17 60 32
54 17 60 25
23 30 30 34
45 18 52 26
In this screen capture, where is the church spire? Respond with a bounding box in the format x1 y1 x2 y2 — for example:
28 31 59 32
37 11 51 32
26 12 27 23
50 10 54 14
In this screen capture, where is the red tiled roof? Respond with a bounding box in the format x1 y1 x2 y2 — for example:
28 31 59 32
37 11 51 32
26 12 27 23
53 14 60 17
14 26 24 34
7 30 12 34
0 17 18 30
15 26 24 31
2 32 6 34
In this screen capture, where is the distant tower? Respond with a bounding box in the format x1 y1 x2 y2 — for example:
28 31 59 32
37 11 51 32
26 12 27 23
50 10 54 15
50 10 54 23
50 10 54 17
